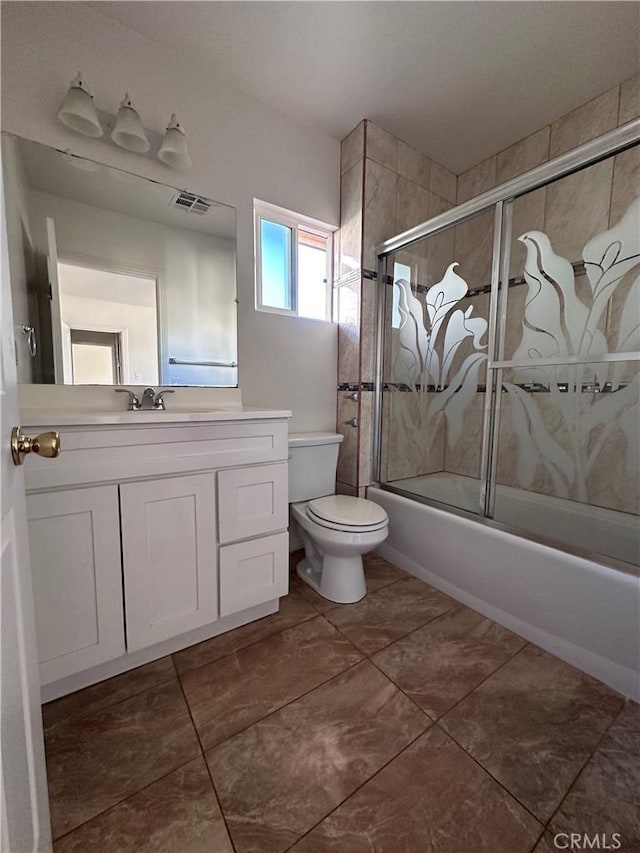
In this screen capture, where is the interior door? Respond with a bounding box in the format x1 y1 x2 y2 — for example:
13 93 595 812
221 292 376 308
1 166 52 848
45 217 64 385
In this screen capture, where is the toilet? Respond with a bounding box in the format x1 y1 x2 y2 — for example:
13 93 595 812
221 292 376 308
289 432 389 604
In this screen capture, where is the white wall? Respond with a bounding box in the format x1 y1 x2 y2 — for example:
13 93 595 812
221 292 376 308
1 1 339 430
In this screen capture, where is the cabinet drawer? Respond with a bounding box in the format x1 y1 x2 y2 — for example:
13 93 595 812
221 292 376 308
219 532 289 616
27 486 125 685
217 462 288 544
120 473 218 652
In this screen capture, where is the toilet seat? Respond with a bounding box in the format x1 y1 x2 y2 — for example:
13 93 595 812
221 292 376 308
307 495 388 533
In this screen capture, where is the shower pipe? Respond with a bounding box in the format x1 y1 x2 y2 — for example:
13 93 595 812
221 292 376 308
372 118 640 552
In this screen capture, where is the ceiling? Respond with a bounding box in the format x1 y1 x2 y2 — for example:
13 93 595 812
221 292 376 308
89 1 640 174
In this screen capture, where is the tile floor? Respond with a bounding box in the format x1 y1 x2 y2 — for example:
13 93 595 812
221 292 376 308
43 552 639 853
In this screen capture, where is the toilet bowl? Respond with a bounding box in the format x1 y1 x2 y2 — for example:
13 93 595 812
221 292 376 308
289 432 389 604
290 495 389 604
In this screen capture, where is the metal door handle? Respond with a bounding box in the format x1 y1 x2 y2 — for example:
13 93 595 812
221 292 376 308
11 427 60 466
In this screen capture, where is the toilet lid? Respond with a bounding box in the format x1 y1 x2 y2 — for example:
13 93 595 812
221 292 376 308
307 495 388 528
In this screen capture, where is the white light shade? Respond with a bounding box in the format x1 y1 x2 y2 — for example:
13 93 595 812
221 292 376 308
158 114 192 169
111 94 150 153
57 73 103 138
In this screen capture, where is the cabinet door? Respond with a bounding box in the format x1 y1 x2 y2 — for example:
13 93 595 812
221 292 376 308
219 531 289 616
27 486 124 685
120 474 217 652
218 462 288 544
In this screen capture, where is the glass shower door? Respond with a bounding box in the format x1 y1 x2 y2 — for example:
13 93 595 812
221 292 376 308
379 209 494 514
492 152 640 564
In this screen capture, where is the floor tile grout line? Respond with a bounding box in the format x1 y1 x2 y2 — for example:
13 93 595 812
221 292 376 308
174 562 408 683
541 695 630 832
281 723 432 852
435 722 545 830
363 614 529 722
173 606 318 679
43 667 180 733
50 754 201 845
176 672 238 853
322 590 461 657
195 655 367 756
434 637 531 722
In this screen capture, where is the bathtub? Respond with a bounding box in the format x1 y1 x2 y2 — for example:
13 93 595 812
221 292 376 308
389 472 640 566
369 484 640 700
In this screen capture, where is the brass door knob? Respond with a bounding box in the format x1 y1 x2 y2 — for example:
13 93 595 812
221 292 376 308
11 427 60 466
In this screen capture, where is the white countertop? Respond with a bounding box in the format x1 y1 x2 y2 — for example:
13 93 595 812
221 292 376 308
20 407 292 427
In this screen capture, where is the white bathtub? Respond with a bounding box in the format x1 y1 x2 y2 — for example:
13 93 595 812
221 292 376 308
369 485 640 700
390 472 640 566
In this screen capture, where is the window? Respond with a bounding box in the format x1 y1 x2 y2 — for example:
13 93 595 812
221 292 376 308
254 200 335 321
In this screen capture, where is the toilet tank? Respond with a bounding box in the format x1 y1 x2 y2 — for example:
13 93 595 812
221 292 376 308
288 432 344 502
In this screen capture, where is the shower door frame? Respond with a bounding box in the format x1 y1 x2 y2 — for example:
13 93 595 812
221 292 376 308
373 117 640 557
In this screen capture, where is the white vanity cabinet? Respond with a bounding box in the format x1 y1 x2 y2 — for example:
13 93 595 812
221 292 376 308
27 485 125 685
120 473 219 652
22 410 290 699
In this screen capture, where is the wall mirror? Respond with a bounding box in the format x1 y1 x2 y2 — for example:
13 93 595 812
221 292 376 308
2 133 238 387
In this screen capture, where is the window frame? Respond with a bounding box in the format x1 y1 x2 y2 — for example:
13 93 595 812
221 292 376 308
254 199 335 321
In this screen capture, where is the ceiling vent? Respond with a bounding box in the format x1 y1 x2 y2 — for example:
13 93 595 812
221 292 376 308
171 191 212 215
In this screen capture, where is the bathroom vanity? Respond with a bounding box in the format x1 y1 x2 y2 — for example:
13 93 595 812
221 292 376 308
21 408 291 701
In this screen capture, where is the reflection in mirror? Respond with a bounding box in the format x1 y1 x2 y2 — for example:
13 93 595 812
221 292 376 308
1 133 238 387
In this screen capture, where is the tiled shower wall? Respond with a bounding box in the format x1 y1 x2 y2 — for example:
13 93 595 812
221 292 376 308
335 73 639 512
334 120 457 495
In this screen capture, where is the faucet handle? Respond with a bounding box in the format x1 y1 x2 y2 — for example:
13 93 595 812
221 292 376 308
115 388 141 410
154 389 175 410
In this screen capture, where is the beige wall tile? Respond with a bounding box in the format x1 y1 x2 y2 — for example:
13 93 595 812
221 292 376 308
358 390 374 488
618 74 640 125
386 391 446 481
337 321 360 384
362 159 398 270
365 121 398 172
336 481 358 496
496 386 639 516
497 127 550 184
426 194 455 288
444 393 484 478
549 87 619 159
336 276 361 385
457 156 497 204
336 394 359 486
341 122 365 175
360 277 377 383
503 283 527 362
430 161 457 205
398 141 431 189
339 161 363 277
454 209 495 292
509 187 547 278
609 145 640 226
395 176 431 234
544 158 614 264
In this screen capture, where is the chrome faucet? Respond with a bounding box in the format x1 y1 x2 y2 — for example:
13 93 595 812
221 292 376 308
140 388 157 409
115 388 141 410
115 388 175 410
152 389 175 410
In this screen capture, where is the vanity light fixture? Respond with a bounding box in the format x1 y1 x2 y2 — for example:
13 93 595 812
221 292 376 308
57 73 103 138
158 114 192 170
111 94 150 153
57 72 191 170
